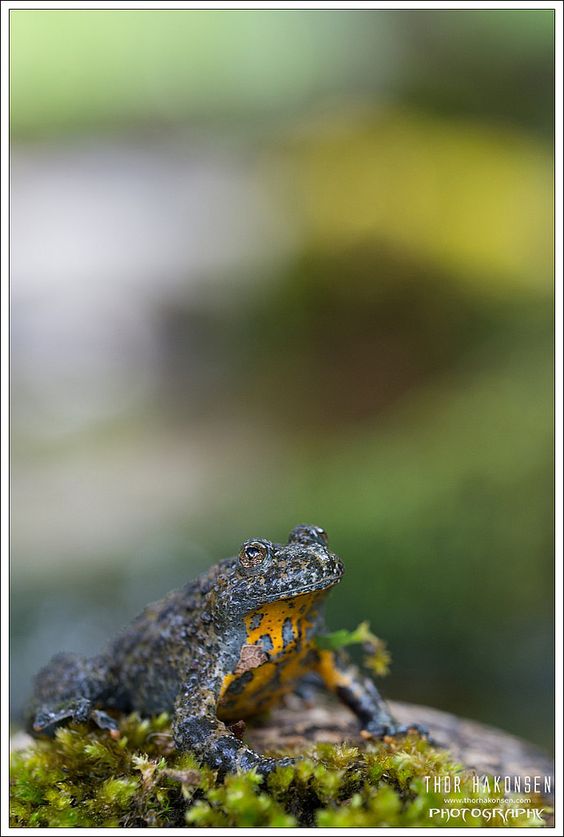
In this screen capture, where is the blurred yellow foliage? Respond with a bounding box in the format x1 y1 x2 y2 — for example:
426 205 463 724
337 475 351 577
270 110 552 294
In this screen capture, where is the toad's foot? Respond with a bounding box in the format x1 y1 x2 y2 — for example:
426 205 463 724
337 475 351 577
239 752 296 777
31 700 118 736
363 720 433 742
173 707 296 777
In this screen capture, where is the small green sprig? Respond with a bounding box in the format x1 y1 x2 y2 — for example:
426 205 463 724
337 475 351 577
316 621 392 676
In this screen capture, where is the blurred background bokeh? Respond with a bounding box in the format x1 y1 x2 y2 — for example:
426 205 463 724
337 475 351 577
10 10 554 749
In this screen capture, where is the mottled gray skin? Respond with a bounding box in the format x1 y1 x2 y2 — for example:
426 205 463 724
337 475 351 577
28 525 423 775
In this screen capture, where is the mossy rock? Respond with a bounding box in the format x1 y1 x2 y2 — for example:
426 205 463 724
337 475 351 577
10 699 552 828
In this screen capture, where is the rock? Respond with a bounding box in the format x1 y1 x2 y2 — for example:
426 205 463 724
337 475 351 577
247 697 554 788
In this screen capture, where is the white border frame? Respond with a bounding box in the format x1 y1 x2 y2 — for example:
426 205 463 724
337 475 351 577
1 2 561 834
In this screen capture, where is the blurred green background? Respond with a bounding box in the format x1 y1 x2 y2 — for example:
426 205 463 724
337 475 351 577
10 10 554 749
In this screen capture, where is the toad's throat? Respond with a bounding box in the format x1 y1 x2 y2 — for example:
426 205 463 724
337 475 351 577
217 591 323 721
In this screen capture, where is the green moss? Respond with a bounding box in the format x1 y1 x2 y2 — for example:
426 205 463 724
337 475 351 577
10 714 550 828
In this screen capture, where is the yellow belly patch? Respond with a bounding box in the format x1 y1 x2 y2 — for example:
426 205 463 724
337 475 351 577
217 592 319 722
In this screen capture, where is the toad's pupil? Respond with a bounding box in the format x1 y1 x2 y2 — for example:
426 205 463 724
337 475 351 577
242 544 265 565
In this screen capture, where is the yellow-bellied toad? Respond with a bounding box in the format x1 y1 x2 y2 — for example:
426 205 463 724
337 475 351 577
28 524 424 774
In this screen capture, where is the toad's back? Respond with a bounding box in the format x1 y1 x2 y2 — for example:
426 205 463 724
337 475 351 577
104 562 232 715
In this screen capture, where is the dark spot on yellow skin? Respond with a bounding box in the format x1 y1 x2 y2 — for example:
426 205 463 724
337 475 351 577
249 612 264 630
224 670 254 696
282 618 295 648
258 634 274 652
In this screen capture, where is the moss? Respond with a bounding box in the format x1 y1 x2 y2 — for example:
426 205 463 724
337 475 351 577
10 713 551 828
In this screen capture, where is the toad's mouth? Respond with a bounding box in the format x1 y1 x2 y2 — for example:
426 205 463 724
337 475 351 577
265 574 343 602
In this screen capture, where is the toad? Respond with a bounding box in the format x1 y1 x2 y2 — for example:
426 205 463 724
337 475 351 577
28 524 423 774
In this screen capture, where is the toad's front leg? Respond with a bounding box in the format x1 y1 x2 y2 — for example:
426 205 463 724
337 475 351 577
315 649 427 739
172 686 294 776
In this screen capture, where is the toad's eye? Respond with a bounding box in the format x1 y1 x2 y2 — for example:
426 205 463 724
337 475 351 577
238 539 272 572
288 524 329 547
